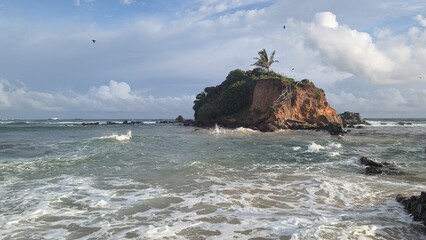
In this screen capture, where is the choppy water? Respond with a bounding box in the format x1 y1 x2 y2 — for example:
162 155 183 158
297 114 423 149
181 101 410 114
1 119 425 239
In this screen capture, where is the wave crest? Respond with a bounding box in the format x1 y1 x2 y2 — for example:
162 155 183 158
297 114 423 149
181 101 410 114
99 130 132 141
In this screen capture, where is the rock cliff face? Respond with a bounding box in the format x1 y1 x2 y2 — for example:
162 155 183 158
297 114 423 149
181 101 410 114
193 69 342 132
246 78 342 131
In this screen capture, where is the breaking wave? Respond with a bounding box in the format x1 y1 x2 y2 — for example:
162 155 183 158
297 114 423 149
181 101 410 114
98 130 132 141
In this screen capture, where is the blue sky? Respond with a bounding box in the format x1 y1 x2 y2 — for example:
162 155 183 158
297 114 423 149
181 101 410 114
1 0 426 119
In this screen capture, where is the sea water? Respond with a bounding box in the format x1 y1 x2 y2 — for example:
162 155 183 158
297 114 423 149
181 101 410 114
0 119 425 239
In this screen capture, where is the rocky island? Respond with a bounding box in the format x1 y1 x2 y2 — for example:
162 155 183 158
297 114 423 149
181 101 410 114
193 68 342 133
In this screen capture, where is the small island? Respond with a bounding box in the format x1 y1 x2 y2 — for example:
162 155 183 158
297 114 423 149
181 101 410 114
193 49 343 133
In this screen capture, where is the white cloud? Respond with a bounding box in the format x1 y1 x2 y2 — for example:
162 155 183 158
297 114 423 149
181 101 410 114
90 80 137 101
294 11 426 85
328 87 426 117
120 0 133 6
74 0 95 7
301 12 395 84
314 12 338 29
0 79 195 118
2 1 426 118
415 14 426 27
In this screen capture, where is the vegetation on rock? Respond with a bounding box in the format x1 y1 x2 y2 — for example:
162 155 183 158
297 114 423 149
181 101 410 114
193 49 342 133
193 68 293 124
251 49 279 74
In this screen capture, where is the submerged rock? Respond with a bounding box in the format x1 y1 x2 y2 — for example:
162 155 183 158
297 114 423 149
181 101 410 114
396 192 426 226
359 156 401 175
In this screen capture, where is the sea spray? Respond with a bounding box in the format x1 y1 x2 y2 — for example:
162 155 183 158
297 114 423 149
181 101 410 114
99 130 132 141
1 119 426 239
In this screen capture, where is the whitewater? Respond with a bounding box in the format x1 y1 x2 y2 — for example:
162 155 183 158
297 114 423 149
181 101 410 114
0 119 425 239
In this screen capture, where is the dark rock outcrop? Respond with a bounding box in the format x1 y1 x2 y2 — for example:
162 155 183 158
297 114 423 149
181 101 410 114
175 115 185 123
216 78 342 133
183 119 195 126
193 69 342 133
396 192 426 225
328 122 344 135
339 112 365 127
359 156 401 175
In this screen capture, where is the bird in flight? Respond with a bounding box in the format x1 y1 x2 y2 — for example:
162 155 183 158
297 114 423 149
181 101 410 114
283 25 285 29
92 40 96 43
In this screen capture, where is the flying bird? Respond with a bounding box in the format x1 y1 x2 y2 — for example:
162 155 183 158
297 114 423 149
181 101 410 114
283 25 285 29
92 39 96 43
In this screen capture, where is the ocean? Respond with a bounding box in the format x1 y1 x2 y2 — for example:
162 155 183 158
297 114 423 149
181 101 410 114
0 118 425 239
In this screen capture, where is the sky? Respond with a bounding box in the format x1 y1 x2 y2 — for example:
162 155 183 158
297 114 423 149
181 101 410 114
0 0 425 119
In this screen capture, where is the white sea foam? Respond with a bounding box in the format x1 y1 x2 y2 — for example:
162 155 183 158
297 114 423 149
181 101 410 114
234 127 257 133
306 142 343 157
210 125 257 135
307 142 326 152
99 130 132 141
2 168 424 240
211 124 226 134
328 151 340 157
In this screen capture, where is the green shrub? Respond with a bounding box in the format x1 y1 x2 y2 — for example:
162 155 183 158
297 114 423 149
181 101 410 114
193 68 287 122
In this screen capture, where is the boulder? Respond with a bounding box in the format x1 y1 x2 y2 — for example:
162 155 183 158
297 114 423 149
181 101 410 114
175 115 185 123
258 123 278 132
339 112 365 127
396 192 426 226
183 119 195 126
327 122 344 135
359 156 401 175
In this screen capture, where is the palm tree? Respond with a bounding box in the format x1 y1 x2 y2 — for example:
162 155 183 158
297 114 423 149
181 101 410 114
251 49 279 74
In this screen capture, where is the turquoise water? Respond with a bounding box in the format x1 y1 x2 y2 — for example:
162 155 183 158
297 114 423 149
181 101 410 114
1 119 425 239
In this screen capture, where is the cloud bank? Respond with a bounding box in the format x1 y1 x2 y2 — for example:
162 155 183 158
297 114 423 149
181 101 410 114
0 79 195 119
1 1 426 118
297 11 425 85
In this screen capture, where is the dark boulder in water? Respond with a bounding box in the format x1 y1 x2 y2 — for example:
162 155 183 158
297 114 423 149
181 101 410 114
359 156 401 175
327 122 344 135
396 192 426 226
175 115 185 123
339 111 365 127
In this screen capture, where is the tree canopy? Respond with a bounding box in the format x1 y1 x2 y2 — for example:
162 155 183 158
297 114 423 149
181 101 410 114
251 49 278 74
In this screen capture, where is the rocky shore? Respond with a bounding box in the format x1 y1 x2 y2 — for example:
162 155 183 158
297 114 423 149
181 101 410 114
359 156 401 175
396 192 426 226
78 115 194 126
358 156 425 226
193 71 344 134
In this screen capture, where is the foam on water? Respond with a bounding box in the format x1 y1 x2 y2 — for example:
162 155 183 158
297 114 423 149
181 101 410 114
210 124 258 135
211 124 226 135
307 142 325 152
1 163 425 240
98 130 132 141
2 119 426 239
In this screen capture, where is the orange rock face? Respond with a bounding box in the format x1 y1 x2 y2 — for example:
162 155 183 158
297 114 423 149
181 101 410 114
249 78 341 126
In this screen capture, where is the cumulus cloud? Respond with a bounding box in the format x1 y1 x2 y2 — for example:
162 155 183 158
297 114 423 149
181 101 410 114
0 79 195 119
90 80 137 101
328 86 426 117
415 14 426 27
296 11 426 85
